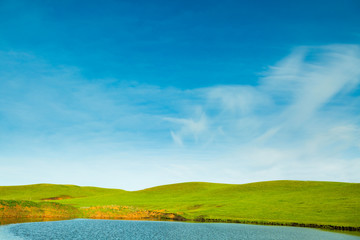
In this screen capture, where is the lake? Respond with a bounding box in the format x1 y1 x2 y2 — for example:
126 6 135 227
0 219 359 240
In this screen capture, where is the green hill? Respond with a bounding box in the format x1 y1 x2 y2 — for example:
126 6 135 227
0 184 123 201
1 181 359 231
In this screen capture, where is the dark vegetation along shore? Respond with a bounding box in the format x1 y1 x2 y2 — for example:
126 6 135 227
0 180 359 232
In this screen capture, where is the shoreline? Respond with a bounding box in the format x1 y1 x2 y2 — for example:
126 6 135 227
1 181 359 235
1 216 359 234
193 217 360 233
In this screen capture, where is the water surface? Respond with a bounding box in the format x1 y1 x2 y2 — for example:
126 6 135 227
0 219 359 240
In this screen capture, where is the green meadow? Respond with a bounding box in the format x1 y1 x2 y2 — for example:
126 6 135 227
0 180 359 230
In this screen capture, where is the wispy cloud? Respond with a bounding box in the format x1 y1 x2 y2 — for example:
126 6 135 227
262 45 360 125
164 108 208 146
0 45 359 189
163 44 360 184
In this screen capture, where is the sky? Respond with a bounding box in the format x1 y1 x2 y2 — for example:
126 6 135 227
0 0 360 190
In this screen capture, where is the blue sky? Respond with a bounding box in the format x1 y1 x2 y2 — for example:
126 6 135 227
0 0 360 190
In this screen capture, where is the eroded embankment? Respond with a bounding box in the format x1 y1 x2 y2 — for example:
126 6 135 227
0 200 185 224
0 200 79 224
1 200 359 233
80 205 186 221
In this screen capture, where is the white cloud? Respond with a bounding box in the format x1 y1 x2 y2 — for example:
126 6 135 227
164 111 208 146
1 45 360 189
170 131 183 146
206 85 272 115
164 44 360 184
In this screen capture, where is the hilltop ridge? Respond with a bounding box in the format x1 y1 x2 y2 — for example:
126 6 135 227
0 180 359 231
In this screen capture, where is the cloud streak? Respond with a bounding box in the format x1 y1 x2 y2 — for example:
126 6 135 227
0 45 359 189
164 44 360 184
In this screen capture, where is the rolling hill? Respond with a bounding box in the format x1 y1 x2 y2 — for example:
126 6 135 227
0 180 359 231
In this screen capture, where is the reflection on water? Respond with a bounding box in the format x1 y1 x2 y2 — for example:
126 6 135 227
0 219 359 240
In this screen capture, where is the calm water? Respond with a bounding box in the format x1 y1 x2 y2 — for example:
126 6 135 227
0 219 359 240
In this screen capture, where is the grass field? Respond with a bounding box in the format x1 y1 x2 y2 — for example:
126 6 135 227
0 180 359 230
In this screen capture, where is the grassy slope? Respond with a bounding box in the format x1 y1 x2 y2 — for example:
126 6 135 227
1 181 359 228
0 184 123 201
